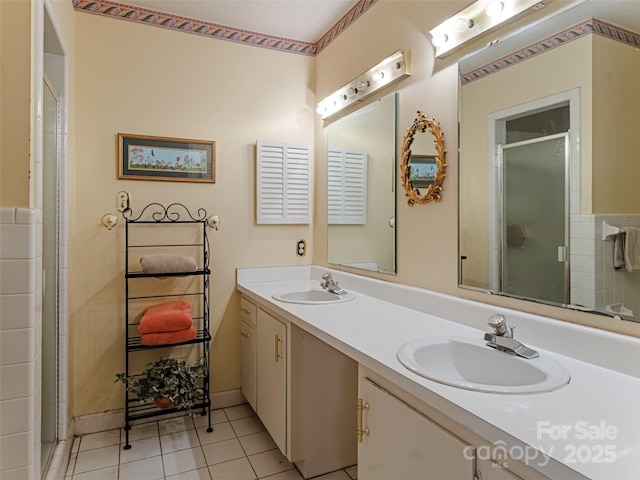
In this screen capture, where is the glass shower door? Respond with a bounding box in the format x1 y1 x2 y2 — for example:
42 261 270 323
500 133 569 304
42 77 59 471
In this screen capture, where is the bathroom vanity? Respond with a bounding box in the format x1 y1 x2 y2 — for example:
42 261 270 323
236 266 640 480
239 293 357 479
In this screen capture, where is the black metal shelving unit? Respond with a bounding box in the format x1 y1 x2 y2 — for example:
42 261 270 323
122 203 213 449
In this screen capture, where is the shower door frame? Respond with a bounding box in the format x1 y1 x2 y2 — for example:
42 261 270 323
487 89 580 305
41 73 61 472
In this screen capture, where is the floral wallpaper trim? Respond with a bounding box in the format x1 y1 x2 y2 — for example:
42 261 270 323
314 0 377 53
461 18 640 85
72 0 377 56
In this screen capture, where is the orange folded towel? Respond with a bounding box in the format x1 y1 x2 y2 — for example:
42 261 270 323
142 300 191 316
138 300 193 334
141 327 197 346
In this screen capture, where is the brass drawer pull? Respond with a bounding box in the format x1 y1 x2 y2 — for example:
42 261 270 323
357 398 370 442
240 307 251 315
275 335 283 362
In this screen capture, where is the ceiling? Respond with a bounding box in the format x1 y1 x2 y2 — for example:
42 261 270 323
115 0 359 43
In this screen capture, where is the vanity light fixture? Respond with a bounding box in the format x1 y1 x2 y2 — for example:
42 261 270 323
429 0 550 58
316 50 411 120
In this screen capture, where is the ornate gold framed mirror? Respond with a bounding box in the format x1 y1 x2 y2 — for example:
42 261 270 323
400 111 447 205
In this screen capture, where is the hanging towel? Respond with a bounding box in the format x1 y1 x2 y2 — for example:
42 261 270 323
614 232 626 270
140 254 197 275
138 300 193 334
141 327 197 346
622 227 640 272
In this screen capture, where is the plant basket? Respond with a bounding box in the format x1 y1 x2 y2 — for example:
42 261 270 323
154 397 182 410
116 357 206 415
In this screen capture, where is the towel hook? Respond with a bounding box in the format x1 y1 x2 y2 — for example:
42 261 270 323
207 215 221 230
102 213 118 230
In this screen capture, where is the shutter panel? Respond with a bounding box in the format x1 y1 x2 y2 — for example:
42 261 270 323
257 141 312 224
328 148 367 225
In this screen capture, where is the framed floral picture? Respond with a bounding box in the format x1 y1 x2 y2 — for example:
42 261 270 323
118 133 215 183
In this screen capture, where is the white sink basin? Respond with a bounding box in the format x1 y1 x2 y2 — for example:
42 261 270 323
397 336 570 394
272 289 355 305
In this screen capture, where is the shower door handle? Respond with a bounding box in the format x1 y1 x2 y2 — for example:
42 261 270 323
557 245 568 262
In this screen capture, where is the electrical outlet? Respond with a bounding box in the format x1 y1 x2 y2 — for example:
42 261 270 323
296 239 306 256
116 191 131 212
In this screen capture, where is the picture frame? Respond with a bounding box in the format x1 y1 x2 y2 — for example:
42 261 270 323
408 154 438 188
118 133 216 183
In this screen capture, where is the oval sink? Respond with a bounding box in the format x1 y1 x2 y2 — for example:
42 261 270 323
397 336 570 394
272 289 355 305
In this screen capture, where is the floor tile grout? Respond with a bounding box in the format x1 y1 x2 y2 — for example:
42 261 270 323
67 405 356 480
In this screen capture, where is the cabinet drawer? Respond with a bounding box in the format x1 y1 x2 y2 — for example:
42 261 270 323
240 297 257 328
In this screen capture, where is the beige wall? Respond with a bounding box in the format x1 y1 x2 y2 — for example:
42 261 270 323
0 0 31 207
592 34 640 213
315 1 461 291
72 14 314 416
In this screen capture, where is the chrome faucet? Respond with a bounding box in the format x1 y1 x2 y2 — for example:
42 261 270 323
320 273 347 295
484 314 539 359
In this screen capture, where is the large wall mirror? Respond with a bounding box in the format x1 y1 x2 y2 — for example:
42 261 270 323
328 93 397 274
459 0 640 322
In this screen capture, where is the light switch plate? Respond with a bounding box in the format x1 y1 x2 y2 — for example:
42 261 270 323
116 191 131 212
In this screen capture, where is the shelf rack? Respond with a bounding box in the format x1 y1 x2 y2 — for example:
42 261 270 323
121 202 214 449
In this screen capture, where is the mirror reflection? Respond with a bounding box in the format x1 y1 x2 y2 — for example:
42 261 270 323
400 111 447 205
458 0 640 322
327 94 396 274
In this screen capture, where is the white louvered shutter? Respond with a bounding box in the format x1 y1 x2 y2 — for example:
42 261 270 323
257 141 312 224
328 148 367 225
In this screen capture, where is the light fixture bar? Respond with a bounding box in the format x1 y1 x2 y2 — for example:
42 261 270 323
316 50 411 120
429 0 551 58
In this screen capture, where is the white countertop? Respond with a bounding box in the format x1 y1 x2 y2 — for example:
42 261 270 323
237 266 640 480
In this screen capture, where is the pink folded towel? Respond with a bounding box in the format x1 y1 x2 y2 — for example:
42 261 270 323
141 327 197 346
140 254 197 274
138 300 193 334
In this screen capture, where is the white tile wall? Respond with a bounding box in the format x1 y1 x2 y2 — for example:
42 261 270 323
570 213 640 320
0 207 41 479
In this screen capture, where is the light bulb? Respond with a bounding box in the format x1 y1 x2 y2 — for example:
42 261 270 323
485 1 505 18
316 105 326 115
356 80 370 90
431 32 449 47
454 17 474 33
371 71 385 82
346 87 357 97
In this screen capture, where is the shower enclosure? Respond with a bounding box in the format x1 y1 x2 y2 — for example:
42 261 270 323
491 104 571 305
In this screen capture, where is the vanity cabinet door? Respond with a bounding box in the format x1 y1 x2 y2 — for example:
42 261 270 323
359 377 474 480
240 320 257 411
257 308 287 454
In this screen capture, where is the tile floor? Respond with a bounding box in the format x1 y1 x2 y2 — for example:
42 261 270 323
65 404 358 480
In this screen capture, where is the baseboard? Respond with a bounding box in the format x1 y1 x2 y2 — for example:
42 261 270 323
73 389 246 435
210 388 246 410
